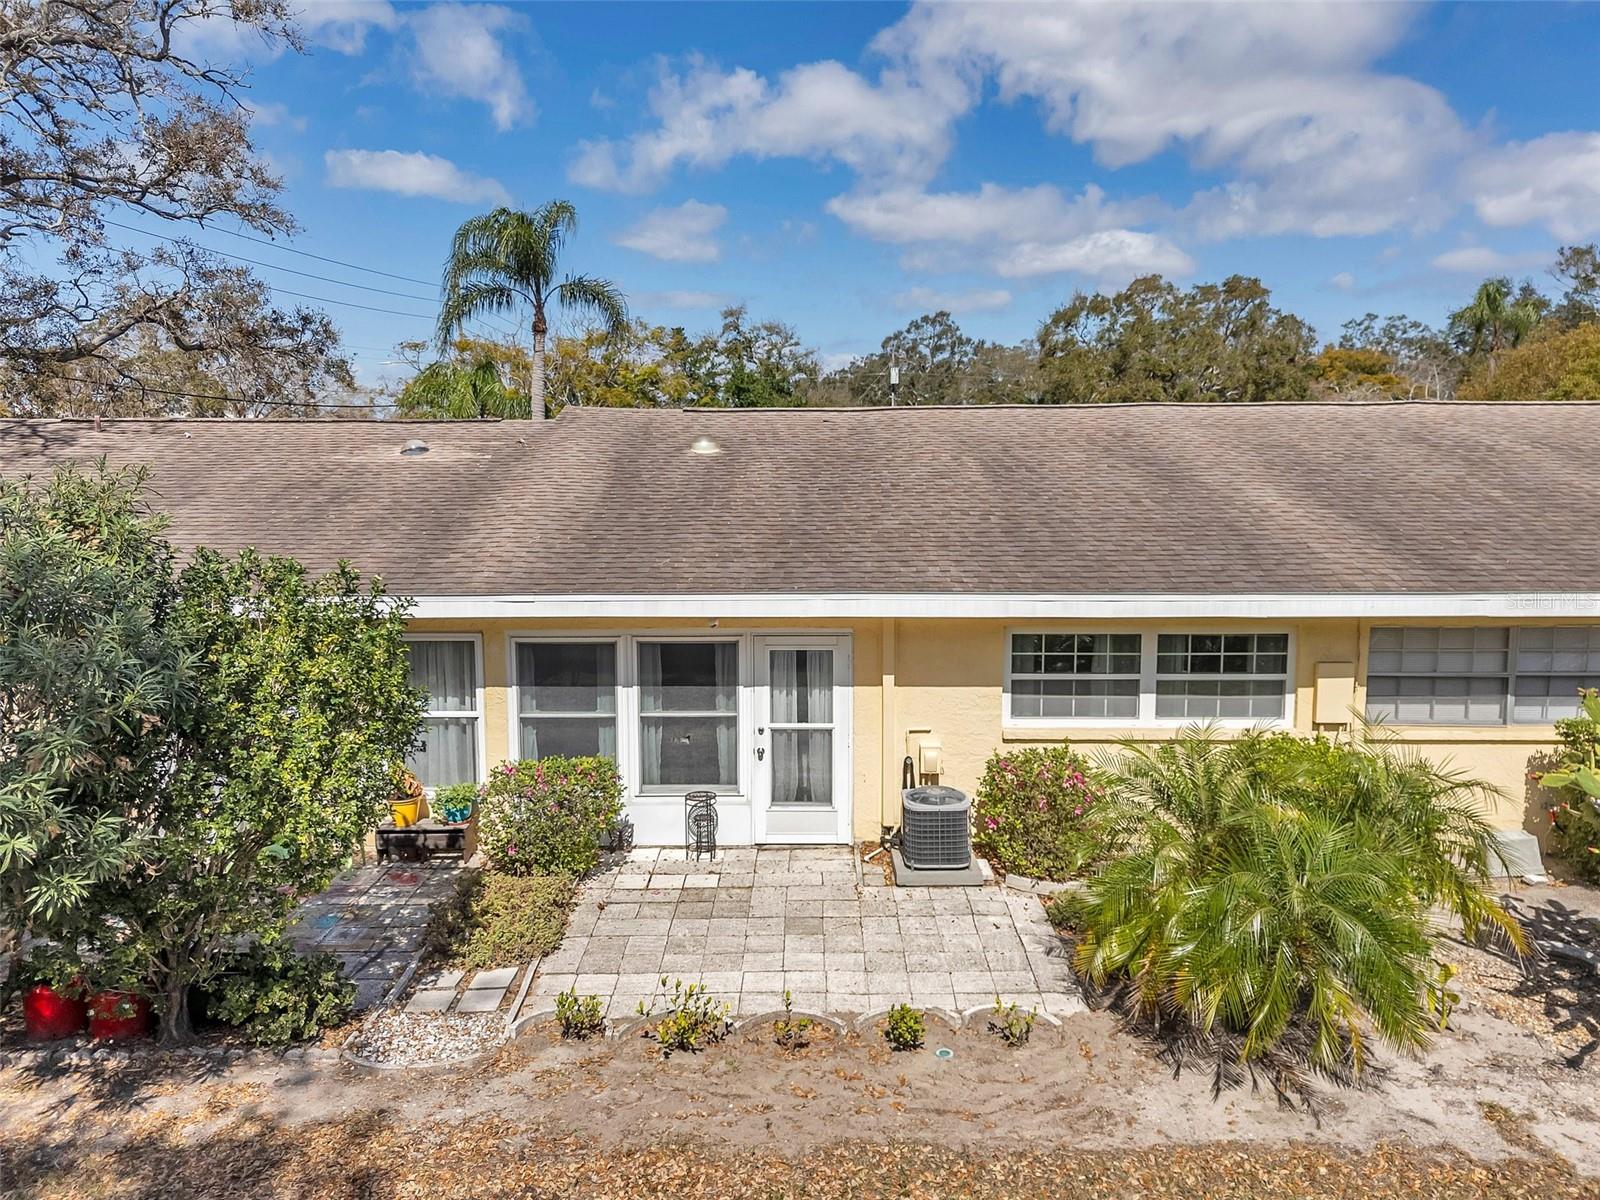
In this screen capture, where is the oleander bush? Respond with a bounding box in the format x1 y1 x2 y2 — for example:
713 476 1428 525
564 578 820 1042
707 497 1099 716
637 977 731 1057
424 870 576 971
476 756 623 877
1067 724 1525 1097
973 745 1106 880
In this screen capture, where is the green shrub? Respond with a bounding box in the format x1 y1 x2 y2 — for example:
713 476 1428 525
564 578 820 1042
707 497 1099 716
424 870 575 971
883 1003 924 1051
555 987 605 1039
987 997 1036 1047
431 782 477 824
637 977 731 1057
973 745 1105 880
209 943 354 1046
1069 725 1525 1090
773 989 812 1052
1541 690 1600 881
476 757 623 877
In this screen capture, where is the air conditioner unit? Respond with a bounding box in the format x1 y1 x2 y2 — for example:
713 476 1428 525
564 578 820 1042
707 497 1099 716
900 785 972 869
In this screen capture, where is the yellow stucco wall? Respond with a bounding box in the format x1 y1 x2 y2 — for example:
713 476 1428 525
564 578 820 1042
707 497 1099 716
408 615 1596 841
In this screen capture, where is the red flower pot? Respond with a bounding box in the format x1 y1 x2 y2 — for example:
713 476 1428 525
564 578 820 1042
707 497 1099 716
87 991 151 1041
23 984 88 1041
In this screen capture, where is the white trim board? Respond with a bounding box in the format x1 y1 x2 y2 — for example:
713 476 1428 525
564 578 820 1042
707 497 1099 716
405 592 1600 620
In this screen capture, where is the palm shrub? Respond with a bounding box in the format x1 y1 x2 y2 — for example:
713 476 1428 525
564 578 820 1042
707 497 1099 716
1068 725 1524 1094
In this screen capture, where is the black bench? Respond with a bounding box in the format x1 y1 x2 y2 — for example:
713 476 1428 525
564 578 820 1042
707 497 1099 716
375 819 468 862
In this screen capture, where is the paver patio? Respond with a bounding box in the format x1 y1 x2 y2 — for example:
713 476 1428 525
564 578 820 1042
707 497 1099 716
519 846 1083 1019
288 860 460 1011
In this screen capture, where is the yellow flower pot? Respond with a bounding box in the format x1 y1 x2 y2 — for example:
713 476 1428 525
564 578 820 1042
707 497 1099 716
390 798 422 828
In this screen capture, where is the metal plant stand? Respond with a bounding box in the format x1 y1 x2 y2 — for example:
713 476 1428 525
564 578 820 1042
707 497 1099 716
684 791 718 861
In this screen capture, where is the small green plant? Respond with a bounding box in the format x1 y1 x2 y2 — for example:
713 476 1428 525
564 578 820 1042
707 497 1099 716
883 1003 925 1051
1425 961 1462 1032
637 977 731 1057
555 987 606 1040
431 782 477 824
987 996 1036 1047
773 989 812 1052
209 943 355 1046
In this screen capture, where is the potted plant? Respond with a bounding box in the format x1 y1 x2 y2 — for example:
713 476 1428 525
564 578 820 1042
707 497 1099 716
9 945 89 1041
432 782 476 825
391 767 425 828
84 946 152 1042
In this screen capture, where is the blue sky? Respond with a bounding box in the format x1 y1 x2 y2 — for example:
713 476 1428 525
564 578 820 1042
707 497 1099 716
170 1 1600 386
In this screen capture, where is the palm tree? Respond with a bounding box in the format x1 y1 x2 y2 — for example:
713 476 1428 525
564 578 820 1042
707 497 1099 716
1450 277 1544 358
395 352 527 419
436 202 627 416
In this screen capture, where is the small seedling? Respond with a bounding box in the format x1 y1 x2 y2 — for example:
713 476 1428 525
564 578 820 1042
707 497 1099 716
1425 961 1461 1031
987 996 1036 1047
883 1003 925 1051
555 987 605 1040
637 977 732 1058
773 989 813 1052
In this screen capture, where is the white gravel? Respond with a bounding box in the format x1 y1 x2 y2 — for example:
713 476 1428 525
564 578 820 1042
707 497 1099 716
346 1008 504 1066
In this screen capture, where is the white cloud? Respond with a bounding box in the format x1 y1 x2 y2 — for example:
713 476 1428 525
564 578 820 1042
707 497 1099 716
324 149 511 205
243 100 307 132
879 2 1463 242
569 55 970 193
406 4 533 132
995 230 1195 284
892 286 1012 313
636 289 730 310
298 0 400 54
1330 271 1356 292
1430 246 1546 274
1466 132 1600 240
615 200 728 263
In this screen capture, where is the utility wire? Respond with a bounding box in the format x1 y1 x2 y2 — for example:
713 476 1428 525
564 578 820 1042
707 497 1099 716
192 220 438 288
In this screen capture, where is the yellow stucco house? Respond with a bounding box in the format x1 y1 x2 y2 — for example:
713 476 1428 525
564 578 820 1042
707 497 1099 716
7 402 1597 861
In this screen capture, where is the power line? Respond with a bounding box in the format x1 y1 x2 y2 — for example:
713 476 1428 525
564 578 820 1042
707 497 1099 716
112 218 525 339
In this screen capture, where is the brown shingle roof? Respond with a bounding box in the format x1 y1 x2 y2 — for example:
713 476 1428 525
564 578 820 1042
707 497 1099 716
1 403 1594 596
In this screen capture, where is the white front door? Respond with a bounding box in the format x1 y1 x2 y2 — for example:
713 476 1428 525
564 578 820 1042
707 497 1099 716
752 636 852 844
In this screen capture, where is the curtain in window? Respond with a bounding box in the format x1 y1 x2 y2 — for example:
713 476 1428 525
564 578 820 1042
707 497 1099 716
639 641 738 788
410 641 475 710
412 718 476 789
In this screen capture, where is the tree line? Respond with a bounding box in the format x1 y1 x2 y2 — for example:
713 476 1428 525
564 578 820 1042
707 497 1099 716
3 3 1598 421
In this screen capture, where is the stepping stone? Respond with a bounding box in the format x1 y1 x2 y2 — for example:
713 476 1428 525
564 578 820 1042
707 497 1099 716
406 989 456 1013
417 968 465 989
470 967 518 990
455 988 504 1013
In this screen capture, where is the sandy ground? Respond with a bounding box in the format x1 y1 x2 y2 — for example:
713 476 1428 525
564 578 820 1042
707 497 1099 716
6 879 1600 1197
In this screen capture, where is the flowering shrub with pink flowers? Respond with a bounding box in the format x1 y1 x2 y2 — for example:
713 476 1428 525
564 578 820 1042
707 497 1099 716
476 756 623 877
973 745 1104 880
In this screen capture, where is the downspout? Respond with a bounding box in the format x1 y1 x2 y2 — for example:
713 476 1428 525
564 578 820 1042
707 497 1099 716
880 617 898 837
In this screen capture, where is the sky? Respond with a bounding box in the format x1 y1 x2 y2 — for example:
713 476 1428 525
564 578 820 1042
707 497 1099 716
166 0 1600 387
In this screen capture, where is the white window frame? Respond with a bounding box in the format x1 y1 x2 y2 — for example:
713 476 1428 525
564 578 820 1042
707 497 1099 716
510 636 622 764
633 634 746 797
1003 629 1295 729
1366 625 1600 727
403 633 486 789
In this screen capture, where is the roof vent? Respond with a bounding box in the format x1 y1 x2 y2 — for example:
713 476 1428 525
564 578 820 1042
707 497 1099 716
399 438 430 457
689 436 722 456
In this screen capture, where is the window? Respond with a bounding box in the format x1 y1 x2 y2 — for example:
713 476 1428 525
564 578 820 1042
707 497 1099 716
1155 633 1289 720
1367 626 1600 725
516 641 617 760
406 638 480 789
1005 631 1291 725
1008 633 1141 720
639 641 739 789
